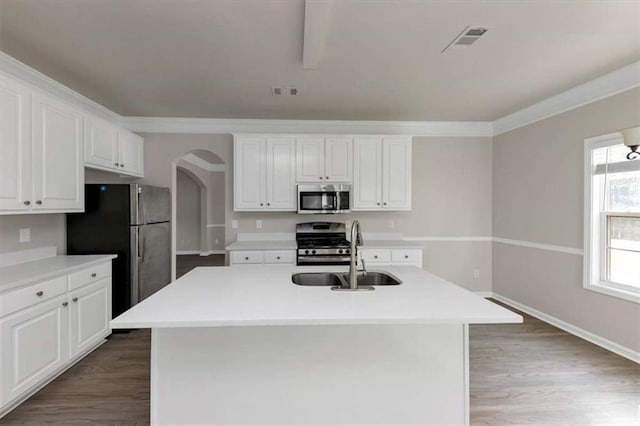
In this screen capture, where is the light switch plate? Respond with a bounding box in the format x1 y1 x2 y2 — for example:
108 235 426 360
19 228 31 243
231 220 238 229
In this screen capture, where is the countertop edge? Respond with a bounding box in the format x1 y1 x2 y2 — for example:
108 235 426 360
1 255 118 293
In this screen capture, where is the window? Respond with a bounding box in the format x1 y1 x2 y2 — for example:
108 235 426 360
584 133 640 303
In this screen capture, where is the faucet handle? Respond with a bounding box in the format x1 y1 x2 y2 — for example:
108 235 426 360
359 258 367 275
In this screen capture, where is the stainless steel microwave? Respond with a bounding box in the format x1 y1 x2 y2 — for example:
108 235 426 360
297 184 351 214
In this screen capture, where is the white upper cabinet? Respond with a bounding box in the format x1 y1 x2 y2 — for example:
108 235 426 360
265 137 296 209
84 117 144 178
296 137 325 182
353 137 383 209
0 75 32 212
235 136 266 209
382 137 412 210
353 137 412 211
296 136 353 183
84 115 119 170
1 74 85 214
117 129 144 177
32 92 84 211
324 137 352 182
234 135 296 211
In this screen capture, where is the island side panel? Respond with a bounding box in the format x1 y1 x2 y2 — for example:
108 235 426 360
151 324 467 425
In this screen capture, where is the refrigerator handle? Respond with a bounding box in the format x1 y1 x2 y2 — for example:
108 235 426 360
138 187 146 224
137 227 145 263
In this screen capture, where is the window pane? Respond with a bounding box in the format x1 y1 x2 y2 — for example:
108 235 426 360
608 249 640 288
607 171 640 211
608 216 640 251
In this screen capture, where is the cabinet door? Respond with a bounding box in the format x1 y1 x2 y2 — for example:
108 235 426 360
84 115 119 171
0 295 69 406
265 137 296 210
296 137 325 182
118 130 144 176
382 138 412 210
69 278 111 358
32 93 84 211
324 137 352 182
352 137 382 210
234 136 266 209
0 75 32 212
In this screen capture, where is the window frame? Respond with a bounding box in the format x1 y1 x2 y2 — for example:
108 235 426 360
583 132 640 303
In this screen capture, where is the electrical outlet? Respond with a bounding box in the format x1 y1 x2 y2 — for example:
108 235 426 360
232 220 238 229
19 228 30 243
256 220 262 229
389 220 395 229
473 269 480 279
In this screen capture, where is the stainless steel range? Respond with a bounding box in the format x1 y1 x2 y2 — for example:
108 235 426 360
296 222 351 265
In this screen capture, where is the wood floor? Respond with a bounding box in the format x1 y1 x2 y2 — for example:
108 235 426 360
2 300 638 425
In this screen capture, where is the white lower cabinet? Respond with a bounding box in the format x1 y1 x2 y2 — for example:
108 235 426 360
230 250 296 266
360 248 423 268
0 295 69 407
0 262 112 415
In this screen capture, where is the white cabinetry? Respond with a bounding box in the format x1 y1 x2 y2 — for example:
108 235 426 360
0 261 112 415
234 136 296 211
84 116 144 178
296 136 352 182
360 248 422 268
230 250 295 266
0 75 32 212
1 73 84 214
353 137 411 211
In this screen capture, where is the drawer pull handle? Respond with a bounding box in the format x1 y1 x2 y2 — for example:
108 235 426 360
277 256 281 260
120 164 125 167
62 302 68 307
319 176 323 180
23 200 31 206
72 297 78 303
374 255 378 259
36 291 44 297
245 257 249 260
326 176 329 180
91 273 97 277
115 162 120 166
383 202 387 206
35 200 42 205
404 255 409 259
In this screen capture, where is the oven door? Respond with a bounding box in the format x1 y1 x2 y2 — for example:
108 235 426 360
297 184 351 214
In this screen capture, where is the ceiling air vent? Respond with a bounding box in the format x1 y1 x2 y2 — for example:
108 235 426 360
442 26 488 53
272 86 298 96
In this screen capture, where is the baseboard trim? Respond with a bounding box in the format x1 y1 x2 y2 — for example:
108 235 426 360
481 292 639 364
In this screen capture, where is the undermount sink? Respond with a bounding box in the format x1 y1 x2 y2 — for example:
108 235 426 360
291 272 402 287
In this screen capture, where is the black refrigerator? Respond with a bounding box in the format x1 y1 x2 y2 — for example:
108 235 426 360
67 184 171 318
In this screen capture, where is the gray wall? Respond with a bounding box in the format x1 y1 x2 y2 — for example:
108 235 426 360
176 168 202 252
493 87 640 352
0 214 66 254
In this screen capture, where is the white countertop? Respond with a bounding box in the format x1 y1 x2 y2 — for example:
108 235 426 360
110 265 521 328
225 240 297 251
225 239 423 251
0 255 117 292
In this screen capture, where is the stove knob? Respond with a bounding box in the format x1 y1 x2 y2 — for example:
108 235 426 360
311 249 317 254
337 249 343 254
345 249 350 254
305 249 310 255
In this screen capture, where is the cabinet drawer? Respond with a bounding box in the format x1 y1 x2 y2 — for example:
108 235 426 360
68 262 112 291
0 276 67 318
392 249 422 263
231 251 264 264
360 249 391 263
264 251 295 264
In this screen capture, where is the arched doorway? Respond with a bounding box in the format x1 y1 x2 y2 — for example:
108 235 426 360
172 150 226 278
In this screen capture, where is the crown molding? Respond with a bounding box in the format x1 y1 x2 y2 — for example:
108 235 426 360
122 116 494 137
180 153 226 172
0 51 122 124
493 61 640 135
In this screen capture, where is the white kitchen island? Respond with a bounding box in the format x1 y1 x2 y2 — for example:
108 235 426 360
111 265 521 425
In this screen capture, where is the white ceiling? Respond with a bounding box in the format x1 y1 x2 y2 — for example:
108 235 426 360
1 0 638 121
